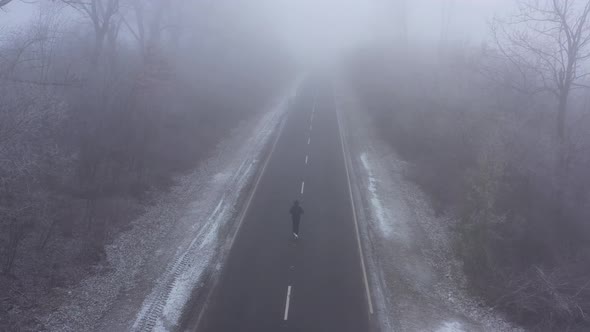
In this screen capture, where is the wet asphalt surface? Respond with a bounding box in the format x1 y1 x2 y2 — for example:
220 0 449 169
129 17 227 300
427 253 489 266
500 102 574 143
194 79 371 332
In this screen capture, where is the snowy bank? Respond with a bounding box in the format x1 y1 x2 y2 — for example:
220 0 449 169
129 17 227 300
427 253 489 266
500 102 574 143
334 80 522 332
41 81 301 332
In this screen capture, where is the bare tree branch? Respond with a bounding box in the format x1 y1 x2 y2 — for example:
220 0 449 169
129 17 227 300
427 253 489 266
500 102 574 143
492 0 590 145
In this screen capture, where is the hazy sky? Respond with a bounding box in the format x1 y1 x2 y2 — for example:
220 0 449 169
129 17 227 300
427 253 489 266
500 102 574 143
1 0 515 59
404 0 513 42
1 1 34 26
261 0 514 62
260 0 376 62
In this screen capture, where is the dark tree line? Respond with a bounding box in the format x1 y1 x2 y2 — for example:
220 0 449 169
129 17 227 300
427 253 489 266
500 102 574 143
0 2 290 329
349 0 590 330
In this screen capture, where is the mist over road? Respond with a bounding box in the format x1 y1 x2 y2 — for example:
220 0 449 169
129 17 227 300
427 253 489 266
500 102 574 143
186 78 372 332
3 1 589 331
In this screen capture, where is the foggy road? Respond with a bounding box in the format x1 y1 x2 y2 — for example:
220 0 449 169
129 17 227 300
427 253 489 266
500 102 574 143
6 1 589 331
186 79 373 332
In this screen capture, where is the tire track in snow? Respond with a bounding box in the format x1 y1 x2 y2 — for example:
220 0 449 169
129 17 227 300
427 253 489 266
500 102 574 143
133 194 229 332
131 144 263 331
130 80 302 332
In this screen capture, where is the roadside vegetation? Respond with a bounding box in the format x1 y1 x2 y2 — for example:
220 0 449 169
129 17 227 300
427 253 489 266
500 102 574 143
348 1 590 330
0 2 290 330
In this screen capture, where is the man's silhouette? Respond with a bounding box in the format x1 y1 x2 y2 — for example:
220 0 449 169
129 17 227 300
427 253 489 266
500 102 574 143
289 200 304 239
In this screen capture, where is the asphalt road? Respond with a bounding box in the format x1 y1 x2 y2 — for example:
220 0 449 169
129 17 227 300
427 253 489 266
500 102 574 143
193 79 372 332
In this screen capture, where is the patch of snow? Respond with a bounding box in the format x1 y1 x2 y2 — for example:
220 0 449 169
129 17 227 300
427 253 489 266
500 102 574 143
335 79 521 332
212 171 230 183
156 204 226 331
361 153 393 240
131 81 301 331
360 152 410 244
41 79 302 332
436 321 466 332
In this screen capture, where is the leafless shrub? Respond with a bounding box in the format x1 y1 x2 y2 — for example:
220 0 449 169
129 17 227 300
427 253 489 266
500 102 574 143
347 41 590 329
0 1 291 329
495 262 590 329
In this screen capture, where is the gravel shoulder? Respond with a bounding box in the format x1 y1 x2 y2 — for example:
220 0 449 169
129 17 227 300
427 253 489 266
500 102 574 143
40 83 299 332
334 79 523 332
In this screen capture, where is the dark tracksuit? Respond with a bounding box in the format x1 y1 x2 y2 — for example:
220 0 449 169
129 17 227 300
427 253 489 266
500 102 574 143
289 204 304 235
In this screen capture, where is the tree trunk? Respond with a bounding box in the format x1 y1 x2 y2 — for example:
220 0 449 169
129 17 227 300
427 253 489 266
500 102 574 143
557 90 568 145
555 88 570 221
92 30 106 65
38 219 57 250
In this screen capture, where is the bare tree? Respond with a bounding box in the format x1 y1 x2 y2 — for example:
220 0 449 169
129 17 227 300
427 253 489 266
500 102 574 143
60 0 120 63
492 0 590 148
121 0 172 60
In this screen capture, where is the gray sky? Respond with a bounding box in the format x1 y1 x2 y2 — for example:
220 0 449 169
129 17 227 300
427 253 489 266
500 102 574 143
1 0 515 60
261 0 514 62
1 1 35 26
402 0 513 42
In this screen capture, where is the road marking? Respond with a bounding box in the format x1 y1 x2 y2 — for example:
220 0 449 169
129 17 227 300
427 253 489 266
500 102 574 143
307 137 311 145
283 286 292 320
300 181 305 194
309 124 313 131
305 155 308 165
334 89 375 315
194 111 289 329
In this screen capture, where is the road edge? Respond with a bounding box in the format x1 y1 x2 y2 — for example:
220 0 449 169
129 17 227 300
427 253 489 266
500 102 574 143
183 101 291 332
333 84 375 318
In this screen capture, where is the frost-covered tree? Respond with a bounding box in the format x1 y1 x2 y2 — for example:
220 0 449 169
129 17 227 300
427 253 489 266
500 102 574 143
493 0 590 149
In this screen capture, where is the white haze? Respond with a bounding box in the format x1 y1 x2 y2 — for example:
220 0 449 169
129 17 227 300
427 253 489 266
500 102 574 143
1 0 515 63
258 0 514 64
1 1 33 26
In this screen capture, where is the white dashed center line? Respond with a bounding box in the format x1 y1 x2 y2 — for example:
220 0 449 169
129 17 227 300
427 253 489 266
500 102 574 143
284 286 292 321
283 93 315 322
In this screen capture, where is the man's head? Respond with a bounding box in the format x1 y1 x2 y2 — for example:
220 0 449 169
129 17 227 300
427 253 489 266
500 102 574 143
294 200 299 206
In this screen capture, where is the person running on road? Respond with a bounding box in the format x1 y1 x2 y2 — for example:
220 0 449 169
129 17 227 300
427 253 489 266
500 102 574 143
289 200 304 239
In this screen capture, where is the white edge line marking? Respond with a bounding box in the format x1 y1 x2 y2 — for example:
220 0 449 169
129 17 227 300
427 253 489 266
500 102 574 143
307 137 311 145
284 285 292 320
334 88 374 315
305 155 308 165
309 124 313 131
194 111 289 329
300 181 305 194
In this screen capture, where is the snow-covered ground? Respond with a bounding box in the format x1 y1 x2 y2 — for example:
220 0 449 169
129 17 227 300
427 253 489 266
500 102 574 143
40 82 299 332
38 75 520 332
334 80 523 332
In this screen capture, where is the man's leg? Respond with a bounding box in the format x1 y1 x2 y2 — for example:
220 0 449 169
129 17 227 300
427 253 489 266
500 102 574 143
293 219 300 236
